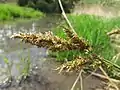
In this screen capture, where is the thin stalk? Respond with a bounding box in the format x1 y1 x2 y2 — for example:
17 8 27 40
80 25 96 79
58 0 77 35
87 71 120 83
71 69 83 90
99 66 119 90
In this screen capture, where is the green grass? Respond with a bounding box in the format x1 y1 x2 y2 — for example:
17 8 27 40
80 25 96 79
0 3 44 21
53 14 120 64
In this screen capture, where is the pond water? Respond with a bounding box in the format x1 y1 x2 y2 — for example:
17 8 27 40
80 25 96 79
0 4 120 90
0 14 63 89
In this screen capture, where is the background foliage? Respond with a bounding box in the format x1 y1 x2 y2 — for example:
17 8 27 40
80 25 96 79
17 0 80 13
0 3 43 20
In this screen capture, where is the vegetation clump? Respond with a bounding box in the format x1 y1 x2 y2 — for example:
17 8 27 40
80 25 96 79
11 13 120 90
11 29 90 52
11 15 120 76
0 3 44 20
54 15 120 61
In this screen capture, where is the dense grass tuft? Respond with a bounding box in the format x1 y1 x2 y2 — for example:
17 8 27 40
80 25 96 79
53 14 120 62
0 3 44 20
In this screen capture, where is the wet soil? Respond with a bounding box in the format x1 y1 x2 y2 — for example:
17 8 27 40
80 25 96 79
73 3 120 18
0 58 108 90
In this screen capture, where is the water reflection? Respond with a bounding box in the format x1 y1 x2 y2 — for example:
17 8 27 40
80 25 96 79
0 14 61 53
0 14 61 85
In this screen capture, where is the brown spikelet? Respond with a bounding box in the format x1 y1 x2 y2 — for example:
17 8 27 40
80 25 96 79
55 56 89 73
62 26 91 51
11 31 90 51
62 26 75 39
107 29 120 36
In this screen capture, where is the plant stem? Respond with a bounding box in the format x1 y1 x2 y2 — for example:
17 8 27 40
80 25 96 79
58 0 77 35
71 69 83 90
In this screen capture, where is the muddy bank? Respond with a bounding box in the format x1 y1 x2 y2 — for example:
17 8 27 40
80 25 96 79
0 57 107 90
0 46 107 90
73 4 120 18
